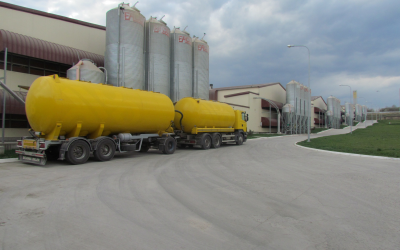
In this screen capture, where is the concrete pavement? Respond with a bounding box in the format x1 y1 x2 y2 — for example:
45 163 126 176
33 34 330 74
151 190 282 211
0 120 399 249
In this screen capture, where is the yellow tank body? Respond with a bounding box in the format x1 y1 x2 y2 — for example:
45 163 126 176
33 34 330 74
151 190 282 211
174 97 236 134
26 75 175 141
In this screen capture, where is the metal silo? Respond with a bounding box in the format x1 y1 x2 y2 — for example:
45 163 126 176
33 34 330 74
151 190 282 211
285 81 299 134
145 17 170 96
67 59 105 84
345 102 351 126
304 86 309 132
170 27 193 102
105 3 145 89
355 104 360 122
282 104 294 134
327 96 334 128
192 36 209 100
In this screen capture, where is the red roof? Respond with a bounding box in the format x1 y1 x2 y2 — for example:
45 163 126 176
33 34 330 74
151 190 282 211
261 99 284 109
261 117 280 127
0 29 104 66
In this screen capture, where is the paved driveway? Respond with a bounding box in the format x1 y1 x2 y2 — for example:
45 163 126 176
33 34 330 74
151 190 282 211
0 121 399 249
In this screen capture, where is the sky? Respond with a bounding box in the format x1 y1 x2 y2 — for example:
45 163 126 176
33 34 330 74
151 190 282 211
5 0 400 109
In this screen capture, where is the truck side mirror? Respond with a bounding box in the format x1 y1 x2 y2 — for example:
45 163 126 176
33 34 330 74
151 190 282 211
246 114 249 122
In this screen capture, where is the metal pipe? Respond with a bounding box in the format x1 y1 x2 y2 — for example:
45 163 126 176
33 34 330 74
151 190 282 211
2 48 8 143
0 80 25 105
117 2 124 87
98 67 108 84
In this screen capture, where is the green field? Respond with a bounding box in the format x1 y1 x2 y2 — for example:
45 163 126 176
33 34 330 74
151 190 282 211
298 120 400 158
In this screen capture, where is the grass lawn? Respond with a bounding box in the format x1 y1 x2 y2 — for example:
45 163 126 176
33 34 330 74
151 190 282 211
247 133 285 139
0 149 18 159
298 120 400 158
311 128 329 134
340 124 348 129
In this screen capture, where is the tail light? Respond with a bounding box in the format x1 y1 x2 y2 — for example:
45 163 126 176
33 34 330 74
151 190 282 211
17 140 22 147
39 142 46 149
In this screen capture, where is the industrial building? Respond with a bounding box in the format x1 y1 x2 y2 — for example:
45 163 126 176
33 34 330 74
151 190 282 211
209 82 286 133
0 2 105 140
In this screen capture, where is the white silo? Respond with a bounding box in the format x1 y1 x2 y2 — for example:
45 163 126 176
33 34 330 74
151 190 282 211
192 36 209 100
105 3 145 89
170 28 193 102
145 17 170 96
327 96 334 128
345 102 351 126
285 80 300 134
282 104 295 134
67 59 105 84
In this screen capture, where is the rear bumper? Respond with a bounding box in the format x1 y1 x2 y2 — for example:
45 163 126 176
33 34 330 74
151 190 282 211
16 149 47 165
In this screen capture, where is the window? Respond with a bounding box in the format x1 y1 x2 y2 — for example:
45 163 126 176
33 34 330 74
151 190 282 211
0 51 70 78
0 114 30 128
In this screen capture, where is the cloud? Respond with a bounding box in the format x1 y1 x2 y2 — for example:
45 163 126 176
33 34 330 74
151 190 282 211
3 0 400 108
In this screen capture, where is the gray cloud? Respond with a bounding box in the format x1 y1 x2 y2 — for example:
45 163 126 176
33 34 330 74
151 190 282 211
4 0 400 108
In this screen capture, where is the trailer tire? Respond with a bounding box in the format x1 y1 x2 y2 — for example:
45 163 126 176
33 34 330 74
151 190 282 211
94 139 115 161
65 140 90 165
200 133 212 150
211 133 222 148
236 134 244 145
45 146 60 161
163 137 176 154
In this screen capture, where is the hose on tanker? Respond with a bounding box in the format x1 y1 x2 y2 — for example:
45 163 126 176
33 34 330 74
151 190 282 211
175 110 184 130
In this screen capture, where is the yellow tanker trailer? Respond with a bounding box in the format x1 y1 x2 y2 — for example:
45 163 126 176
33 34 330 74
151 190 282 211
174 97 248 149
16 74 177 165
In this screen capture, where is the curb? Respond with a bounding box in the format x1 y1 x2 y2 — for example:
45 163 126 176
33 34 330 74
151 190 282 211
315 128 332 134
294 142 400 161
0 158 19 164
248 134 300 140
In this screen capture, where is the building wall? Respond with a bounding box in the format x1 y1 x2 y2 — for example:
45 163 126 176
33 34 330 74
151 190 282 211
214 84 286 133
0 69 39 91
0 7 106 55
311 97 327 129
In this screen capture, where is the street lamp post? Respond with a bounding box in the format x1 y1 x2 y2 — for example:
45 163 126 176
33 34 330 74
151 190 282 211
287 45 311 142
339 84 352 134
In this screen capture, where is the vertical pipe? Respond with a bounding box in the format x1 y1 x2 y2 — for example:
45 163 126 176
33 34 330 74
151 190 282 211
2 48 8 143
117 3 123 87
278 112 280 134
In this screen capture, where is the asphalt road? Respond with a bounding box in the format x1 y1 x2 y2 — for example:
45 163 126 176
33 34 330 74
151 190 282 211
1 121 399 250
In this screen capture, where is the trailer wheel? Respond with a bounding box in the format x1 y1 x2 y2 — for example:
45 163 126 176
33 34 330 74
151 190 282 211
200 133 212 150
211 133 222 148
66 140 90 165
236 134 244 145
45 145 60 161
94 139 115 161
163 137 176 154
